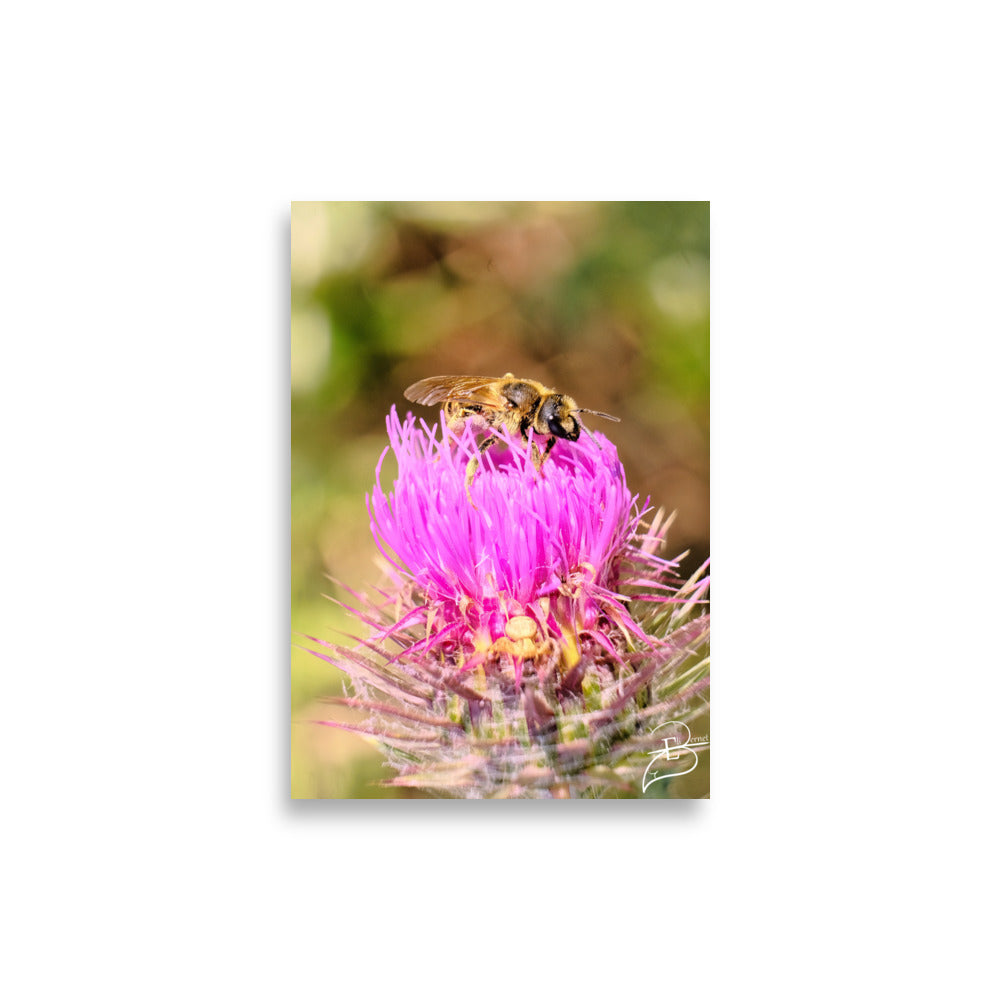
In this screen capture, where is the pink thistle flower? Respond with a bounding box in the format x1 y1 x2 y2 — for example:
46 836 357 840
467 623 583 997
304 405 710 798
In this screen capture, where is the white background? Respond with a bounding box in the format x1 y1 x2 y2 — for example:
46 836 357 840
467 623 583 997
3 3 997 997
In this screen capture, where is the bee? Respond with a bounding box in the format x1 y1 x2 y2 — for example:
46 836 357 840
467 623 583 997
403 373 620 496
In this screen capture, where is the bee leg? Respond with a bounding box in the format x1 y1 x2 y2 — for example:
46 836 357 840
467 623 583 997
532 436 558 475
464 455 481 500
465 435 498 505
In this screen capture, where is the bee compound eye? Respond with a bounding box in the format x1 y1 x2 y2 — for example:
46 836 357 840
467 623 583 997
536 397 557 430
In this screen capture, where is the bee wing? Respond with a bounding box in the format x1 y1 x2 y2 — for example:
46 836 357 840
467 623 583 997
403 375 507 409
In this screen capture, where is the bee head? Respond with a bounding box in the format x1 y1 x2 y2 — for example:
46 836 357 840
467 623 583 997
539 394 580 441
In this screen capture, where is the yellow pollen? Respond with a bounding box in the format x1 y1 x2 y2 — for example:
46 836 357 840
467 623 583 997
504 616 538 641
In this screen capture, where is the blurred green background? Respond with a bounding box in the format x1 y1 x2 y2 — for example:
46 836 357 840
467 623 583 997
291 201 710 798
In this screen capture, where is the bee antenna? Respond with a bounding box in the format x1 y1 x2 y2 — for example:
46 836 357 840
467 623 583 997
579 421 603 450
574 407 621 423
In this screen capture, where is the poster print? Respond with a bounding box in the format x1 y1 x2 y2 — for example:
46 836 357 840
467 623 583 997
291 202 709 799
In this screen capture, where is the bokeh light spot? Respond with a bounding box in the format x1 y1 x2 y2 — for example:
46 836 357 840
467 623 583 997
649 251 710 323
291 201 378 285
290 306 331 395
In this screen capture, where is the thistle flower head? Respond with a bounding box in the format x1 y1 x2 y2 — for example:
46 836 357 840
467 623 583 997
368 407 650 677
306 405 710 798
